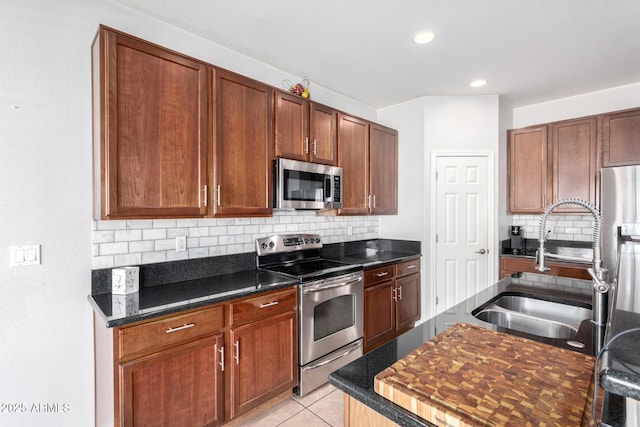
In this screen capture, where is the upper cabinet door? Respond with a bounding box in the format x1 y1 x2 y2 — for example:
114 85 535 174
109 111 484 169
274 91 309 162
338 114 370 215
369 124 398 215
274 91 338 166
603 107 640 167
213 70 272 217
309 103 338 166
551 117 599 213
508 126 549 214
94 27 210 219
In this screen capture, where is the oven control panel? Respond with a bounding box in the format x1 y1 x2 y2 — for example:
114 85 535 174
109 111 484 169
256 234 322 255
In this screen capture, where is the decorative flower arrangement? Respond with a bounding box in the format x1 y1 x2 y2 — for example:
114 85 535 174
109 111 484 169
282 78 310 99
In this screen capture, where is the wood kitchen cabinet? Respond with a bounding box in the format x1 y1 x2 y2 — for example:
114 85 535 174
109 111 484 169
338 113 370 215
363 258 421 353
603 107 640 167
96 287 299 426
369 124 398 215
337 115 398 216
508 126 549 214
499 256 591 280
228 288 297 418
213 70 273 217
508 117 599 214
92 26 210 219
550 117 599 213
274 91 338 166
115 305 226 427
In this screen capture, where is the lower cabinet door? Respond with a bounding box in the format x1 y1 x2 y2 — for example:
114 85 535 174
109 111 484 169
395 273 421 330
119 334 224 427
363 280 396 353
229 311 297 419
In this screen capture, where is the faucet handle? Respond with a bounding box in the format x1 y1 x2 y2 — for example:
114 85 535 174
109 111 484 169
587 268 610 293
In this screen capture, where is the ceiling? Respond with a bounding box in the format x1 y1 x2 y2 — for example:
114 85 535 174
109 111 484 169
113 0 640 109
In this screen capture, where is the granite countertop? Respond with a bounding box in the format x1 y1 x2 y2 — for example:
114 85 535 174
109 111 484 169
89 238 422 328
89 269 298 327
328 250 420 268
501 238 593 265
329 272 611 427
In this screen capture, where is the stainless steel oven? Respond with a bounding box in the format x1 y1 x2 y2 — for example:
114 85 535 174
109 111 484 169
298 271 363 395
256 234 363 396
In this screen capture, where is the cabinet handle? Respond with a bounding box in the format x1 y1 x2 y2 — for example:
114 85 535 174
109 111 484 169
398 286 403 300
219 346 224 372
259 301 279 308
312 139 317 155
376 272 389 277
406 264 416 269
304 137 309 154
234 341 240 365
367 194 372 210
165 323 195 334
373 195 376 209
392 287 397 302
216 185 221 207
202 185 208 207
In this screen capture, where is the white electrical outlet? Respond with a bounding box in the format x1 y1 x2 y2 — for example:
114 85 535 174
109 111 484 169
347 226 353 236
10 244 41 266
176 236 187 252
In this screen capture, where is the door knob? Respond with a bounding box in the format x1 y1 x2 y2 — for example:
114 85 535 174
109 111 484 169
475 249 488 255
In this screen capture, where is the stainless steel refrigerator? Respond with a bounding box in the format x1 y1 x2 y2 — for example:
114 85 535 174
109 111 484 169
600 165 640 426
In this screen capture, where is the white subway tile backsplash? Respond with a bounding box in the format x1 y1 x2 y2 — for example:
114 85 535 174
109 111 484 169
129 241 154 253
115 229 142 242
510 214 594 241
99 242 129 255
153 219 176 228
93 213 379 269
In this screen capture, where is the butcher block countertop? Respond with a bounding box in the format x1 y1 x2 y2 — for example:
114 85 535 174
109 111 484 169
374 323 595 427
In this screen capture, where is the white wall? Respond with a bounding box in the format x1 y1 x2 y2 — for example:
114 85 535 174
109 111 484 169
378 95 501 321
0 1 375 426
513 82 640 128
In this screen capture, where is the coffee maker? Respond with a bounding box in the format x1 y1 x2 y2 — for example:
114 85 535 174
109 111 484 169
508 225 525 255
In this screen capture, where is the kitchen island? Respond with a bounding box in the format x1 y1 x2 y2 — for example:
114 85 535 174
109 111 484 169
329 272 617 427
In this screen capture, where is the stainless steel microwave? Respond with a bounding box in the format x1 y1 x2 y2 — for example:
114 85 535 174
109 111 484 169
274 158 342 210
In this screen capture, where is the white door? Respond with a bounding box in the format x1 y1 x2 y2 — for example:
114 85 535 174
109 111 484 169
435 155 491 315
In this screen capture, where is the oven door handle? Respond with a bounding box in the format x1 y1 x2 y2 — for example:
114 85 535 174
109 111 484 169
302 276 362 294
301 340 362 372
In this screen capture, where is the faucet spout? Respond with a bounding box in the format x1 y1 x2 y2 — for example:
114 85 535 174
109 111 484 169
536 198 608 326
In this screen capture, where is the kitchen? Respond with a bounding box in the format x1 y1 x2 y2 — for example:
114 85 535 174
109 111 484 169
2 1 640 427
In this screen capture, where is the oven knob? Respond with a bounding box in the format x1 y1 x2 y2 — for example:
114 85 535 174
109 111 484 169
269 241 275 248
316 237 321 243
260 243 268 250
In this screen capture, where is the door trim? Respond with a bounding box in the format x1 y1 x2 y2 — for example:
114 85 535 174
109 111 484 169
429 151 496 318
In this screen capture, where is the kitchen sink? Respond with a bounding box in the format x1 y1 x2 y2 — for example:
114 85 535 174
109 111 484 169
472 294 591 339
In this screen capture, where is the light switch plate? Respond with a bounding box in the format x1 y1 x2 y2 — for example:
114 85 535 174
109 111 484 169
10 244 41 266
176 236 187 252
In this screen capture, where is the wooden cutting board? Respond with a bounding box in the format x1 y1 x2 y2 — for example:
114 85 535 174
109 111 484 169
374 323 595 426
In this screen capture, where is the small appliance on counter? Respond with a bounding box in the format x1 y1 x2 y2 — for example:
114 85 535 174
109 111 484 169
502 225 526 255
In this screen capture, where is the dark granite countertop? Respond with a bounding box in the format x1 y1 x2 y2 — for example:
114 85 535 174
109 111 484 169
90 238 422 328
600 242 640 408
501 238 593 265
89 269 298 327
328 250 420 268
329 272 610 427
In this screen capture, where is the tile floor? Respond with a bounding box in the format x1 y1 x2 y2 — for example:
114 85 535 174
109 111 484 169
229 383 345 427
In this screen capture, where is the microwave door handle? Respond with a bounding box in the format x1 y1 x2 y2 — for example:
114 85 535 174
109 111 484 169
325 177 331 201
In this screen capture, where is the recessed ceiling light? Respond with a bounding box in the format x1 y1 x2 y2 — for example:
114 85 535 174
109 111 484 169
413 31 436 45
470 79 487 88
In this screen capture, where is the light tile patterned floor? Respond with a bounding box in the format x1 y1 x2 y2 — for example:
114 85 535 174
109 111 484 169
231 383 344 427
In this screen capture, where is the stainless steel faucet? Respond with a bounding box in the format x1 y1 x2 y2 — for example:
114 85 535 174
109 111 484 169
535 198 610 326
